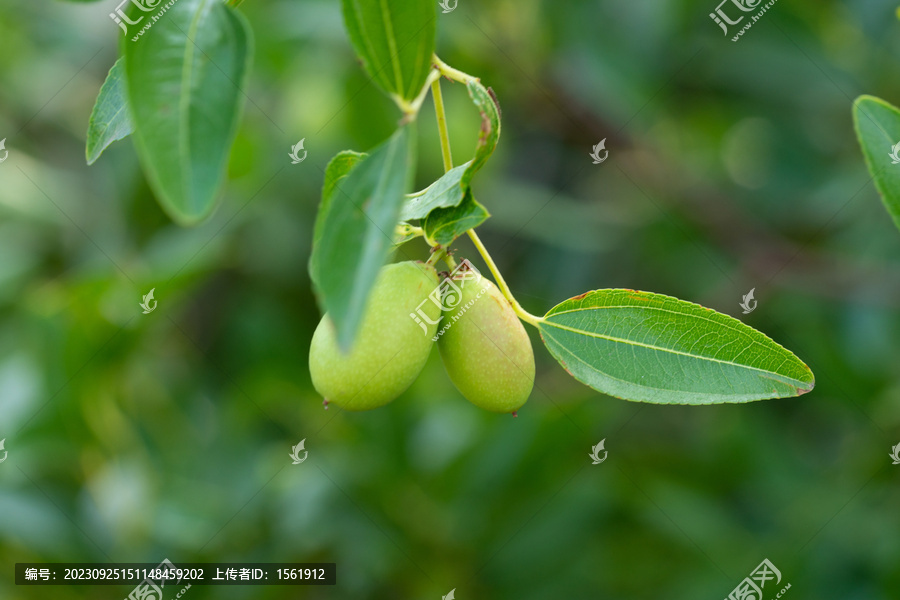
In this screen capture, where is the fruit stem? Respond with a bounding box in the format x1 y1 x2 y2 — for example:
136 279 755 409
444 254 458 270
465 229 543 327
431 75 454 173
429 75 457 266
427 247 446 266
430 64 543 328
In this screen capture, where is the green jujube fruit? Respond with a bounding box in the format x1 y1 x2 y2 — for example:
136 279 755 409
437 272 535 413
309 261 441 410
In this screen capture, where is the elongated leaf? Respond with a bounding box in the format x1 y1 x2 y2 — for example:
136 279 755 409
423 191 489 246
538 289 815 404
310 150 367 288
123 0 252 225
400 161 470 221
461 80 501 190
853 95 900 232
341 0 436 101
310 126 415 350
398 81 499 227
86 58 134 165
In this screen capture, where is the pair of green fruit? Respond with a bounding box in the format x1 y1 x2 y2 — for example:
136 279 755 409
309 261 535 413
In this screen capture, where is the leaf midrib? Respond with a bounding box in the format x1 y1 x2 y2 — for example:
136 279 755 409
541 326 803 396
547 300 793 361
540 318 800 382
378 0 404 96
179 0 212 208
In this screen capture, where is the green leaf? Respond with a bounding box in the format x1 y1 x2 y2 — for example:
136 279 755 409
397 80 499 227
423 191 490 246
399 80 500 224
86 58 135 165
310 150 368 288
853 95 900 232
461 80 501 190
538 289 815 404
341 0 436 101
123 0 252 225
400 161 470 221
309 126 416 350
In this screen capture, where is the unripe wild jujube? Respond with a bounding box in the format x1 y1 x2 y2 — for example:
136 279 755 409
437 270 535 413
309 261 440 410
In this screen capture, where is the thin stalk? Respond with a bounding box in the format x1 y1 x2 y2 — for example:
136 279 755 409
401 69 442 122
444 254 458 270
431 69 542 327
465 229 543 327
431 77 454 172
426 247 446 266
433 54 478 85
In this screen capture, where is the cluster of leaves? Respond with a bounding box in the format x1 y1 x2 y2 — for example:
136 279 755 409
84 0 252 225
74 0 815 406
311 0 815 405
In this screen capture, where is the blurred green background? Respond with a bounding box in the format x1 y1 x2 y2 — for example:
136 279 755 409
2 0 900 598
